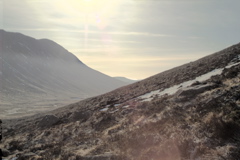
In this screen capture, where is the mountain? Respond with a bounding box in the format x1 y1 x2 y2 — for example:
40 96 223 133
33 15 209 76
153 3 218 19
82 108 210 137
114 76 139 84
1 43 240 159
0 30 126 119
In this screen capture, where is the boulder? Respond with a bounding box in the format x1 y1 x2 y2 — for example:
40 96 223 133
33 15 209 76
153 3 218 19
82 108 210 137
175 83 217 101
1 148 10 157
17 152 37 160
69 111 91 122
38 115 59 128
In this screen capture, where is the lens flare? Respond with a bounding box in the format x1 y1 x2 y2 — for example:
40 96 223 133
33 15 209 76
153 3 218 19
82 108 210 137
55 0 123 49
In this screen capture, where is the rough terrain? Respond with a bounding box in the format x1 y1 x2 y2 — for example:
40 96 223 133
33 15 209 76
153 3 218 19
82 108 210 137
1 43 240 160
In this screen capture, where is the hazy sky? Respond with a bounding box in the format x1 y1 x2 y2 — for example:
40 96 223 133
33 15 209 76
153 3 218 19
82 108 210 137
1 0 240 79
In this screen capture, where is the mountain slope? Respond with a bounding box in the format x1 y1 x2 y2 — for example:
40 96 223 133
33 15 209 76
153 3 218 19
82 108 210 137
0 30 126 118
114 77 139 84
1 43 240 159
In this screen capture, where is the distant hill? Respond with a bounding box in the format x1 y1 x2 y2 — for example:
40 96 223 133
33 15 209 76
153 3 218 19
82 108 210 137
0 30 126 118
114 76 139 84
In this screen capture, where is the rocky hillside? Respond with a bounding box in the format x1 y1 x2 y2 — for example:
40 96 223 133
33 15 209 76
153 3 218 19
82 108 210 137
0 30 126 119
1 43 240 159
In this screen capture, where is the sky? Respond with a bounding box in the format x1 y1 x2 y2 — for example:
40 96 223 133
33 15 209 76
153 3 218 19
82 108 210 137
1 0 240 79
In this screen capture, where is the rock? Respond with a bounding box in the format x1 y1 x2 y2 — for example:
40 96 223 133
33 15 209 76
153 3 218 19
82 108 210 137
175 83 217 101
1 148 10 157
69 111 91 122
17 152 37 160
94 115 117 132
191 81 201 86
38 115 59 128
209 75 222 84
223 66 239 78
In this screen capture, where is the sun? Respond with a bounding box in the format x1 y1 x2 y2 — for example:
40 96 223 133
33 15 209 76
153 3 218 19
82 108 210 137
58 0 121 15
57 0 123 28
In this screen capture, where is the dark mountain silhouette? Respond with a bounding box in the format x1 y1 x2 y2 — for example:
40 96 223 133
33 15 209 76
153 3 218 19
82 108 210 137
1 40 240 159
0 30 126 118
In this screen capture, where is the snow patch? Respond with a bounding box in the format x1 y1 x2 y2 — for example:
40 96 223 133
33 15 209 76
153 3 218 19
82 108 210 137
114 104 121 107
195 68 223 82
110 109 119 113
100 108 109 112
225 61 240 68
138 61 240 102
122 105 129 108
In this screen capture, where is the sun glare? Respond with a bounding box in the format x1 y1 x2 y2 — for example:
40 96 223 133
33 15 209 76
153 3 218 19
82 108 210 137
55 0 124 50
57 0 122 25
